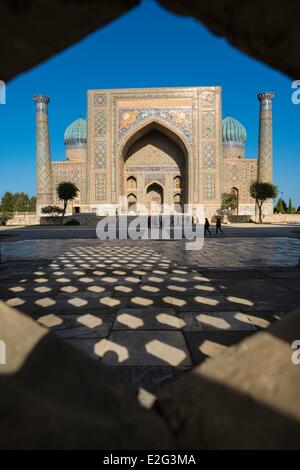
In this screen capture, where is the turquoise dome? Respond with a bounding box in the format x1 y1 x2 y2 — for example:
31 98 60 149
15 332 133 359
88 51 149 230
222 116 246 145
64 117 87 147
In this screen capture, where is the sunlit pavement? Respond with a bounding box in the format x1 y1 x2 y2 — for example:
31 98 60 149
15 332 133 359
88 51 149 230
1 233 300 400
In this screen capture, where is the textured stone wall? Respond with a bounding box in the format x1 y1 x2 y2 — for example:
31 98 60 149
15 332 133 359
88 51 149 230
51 161 86 208
66 146 87 163
223 143 245 159
223 158 257 206
6 212 39 226
263 214 300 224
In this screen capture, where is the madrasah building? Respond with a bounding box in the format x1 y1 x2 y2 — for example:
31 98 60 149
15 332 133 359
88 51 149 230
33 86 274 218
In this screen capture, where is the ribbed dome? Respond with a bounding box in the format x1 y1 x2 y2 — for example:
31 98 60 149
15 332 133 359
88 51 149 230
222 116 246 145
64 117 87 147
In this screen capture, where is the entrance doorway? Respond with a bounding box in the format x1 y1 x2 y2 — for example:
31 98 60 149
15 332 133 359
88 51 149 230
146 182 163 213
122 124 187 209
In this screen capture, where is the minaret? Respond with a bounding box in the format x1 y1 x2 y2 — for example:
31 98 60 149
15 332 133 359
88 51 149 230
257 92 275 183
33 94 52 213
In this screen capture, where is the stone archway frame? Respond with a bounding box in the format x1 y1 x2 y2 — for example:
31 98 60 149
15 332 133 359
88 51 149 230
231 186 239 215
117 118 191 205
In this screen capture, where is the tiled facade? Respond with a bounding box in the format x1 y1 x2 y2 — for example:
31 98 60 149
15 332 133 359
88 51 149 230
34 86 274 217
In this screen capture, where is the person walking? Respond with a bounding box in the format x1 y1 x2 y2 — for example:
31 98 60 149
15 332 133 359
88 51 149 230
216 216 223 236
204 217 212 236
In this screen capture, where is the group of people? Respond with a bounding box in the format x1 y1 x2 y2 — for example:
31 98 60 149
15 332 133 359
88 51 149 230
204 217 223 237
144 214 224 237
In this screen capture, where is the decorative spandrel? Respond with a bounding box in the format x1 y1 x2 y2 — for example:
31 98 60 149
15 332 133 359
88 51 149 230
118 107 192 144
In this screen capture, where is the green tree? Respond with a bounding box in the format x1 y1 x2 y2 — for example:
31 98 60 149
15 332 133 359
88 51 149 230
281 199 287 212
274 198 285 214
0 192 37 213
13 192 31 212
56 181 79 218
287 198 294 214
0 192 15 212
29 195 36 212
250 181 278 223
221 192 238 211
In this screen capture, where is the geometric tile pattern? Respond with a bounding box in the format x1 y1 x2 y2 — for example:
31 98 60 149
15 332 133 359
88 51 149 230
203 143 215 169
258 114 273 182
95 174 106 200
95 111 106 137
94 94 106 107
229 164 239 183
95 142 106 169
257 92 274 183
202 111 215 138
34 95 52 204
201 89 215 108
204 174 215 199
36 119 52 198
52 163 86 204
223 159 257 204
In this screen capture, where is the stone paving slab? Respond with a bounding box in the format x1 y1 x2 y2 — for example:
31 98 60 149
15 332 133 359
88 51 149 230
1 235 300 391
1 236 300 267
66 331 192 367
5 295 128 317
183 330 257 365
177 311 258 331
218 278 300 312
114 308 181 330
37 312 114 339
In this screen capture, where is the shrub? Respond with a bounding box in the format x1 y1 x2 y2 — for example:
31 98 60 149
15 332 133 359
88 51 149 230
0 212 13 226
41 205 64 217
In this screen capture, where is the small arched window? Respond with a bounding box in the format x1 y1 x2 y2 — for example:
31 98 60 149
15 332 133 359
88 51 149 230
173 176 181 189
127 176 137 190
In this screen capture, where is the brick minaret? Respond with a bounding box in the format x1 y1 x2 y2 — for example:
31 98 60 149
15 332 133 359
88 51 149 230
33 95 52 213
257 92 275 183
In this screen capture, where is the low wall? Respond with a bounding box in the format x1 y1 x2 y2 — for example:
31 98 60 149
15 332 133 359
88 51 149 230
228 214 252 223
6 212 39 226
263 214 300 224
40 213 100 225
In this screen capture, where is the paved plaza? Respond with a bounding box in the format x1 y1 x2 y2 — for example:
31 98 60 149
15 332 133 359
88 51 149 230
1 224 300 399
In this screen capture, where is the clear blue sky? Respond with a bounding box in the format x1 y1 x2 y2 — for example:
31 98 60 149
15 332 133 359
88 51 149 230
0 0 299 206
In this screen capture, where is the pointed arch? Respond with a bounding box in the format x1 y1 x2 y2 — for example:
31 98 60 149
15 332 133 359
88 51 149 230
118 119 189 205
